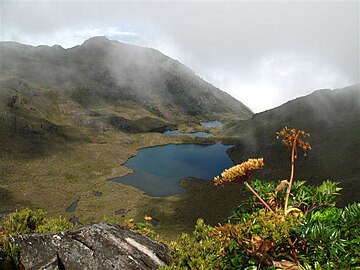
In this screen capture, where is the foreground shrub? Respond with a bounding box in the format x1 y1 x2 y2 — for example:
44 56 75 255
295 203 360 269
117 216 159 240
36 217 74 233
0 208 73 268
162 219 224 270
1 208 73 235
166 127 359 269
1 209 46 235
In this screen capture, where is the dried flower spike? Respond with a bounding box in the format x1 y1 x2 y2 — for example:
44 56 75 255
276 127 311 214
214 158 264 186
276 127 311 157
214 158 274 213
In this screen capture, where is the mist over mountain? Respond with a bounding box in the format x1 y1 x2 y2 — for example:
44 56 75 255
225 84 360 205
0 36 253 159
0 36 252 121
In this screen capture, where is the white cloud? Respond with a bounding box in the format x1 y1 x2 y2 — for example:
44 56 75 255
3 26 141 48
1 1 358 113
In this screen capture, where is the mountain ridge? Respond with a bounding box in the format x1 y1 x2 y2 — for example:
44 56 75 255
0 37 252 157
225 84 360 205
0 36 252 121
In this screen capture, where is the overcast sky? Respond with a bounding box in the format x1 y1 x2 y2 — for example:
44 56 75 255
1 1 359 112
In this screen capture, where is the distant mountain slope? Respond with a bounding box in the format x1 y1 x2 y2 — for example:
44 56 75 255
0 37 252 121
225 84 360 205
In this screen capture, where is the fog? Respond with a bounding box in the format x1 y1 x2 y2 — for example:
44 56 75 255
1 1 359 112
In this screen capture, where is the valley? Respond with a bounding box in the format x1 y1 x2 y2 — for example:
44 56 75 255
0 37 253 240
0 37 358 242
0 124 248 240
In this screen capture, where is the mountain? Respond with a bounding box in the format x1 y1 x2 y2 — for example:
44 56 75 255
0 37 252 157
225 84 360 205
0 36 252 121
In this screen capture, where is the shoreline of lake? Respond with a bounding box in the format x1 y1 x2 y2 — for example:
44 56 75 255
110 141 234 197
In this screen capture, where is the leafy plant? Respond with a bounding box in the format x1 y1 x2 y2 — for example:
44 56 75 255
294 203 360 269
167 127 358 269
1 208 46 235
0 208 74 267
124 216 159 240
161 219 224 270
36 217 73 233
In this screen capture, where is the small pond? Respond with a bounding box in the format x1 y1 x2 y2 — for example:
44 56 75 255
66 200 79 212
111 142 234 197
164 130 212 137
200 121 224 128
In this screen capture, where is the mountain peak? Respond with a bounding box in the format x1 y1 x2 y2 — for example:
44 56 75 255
82 36 113 46
0 38 253 121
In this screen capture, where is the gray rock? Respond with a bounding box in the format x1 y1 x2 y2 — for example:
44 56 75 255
13 223 170 270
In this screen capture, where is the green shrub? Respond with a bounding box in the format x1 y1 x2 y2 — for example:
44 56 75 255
1 208 73 235
162 219 225 270
131 222 158 240
0 208 74 268
1 208 46 235
166 181 358 270
36 217 73 233
294 203 360 269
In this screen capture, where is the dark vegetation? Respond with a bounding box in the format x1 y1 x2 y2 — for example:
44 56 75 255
0 209 73 268
1 127 358 269
0 38 359 268
163 128 360 269
0 38 251 230
225 84 360 205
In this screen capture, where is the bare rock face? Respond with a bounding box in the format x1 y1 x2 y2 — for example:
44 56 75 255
13 223 170 270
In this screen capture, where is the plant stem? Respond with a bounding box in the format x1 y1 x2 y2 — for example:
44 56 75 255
284 131 300 214
244 181 274 213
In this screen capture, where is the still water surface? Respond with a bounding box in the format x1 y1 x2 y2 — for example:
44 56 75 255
200 121 224 128
111 142 234 196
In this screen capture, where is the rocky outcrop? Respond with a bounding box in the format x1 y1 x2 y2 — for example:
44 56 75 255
13 223 170 270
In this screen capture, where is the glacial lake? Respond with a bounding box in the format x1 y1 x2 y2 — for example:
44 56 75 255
111 142 234 197
163 130 212 137
200 121 224 128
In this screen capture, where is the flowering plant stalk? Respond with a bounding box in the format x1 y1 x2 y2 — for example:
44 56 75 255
214 158 274 213
276 127 311 214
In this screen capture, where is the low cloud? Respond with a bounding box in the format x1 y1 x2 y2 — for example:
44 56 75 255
1 1 358 112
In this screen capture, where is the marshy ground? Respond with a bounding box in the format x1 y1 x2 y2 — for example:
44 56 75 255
0 127 247 241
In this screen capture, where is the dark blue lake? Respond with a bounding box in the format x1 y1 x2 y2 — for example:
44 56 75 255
111 142 234 197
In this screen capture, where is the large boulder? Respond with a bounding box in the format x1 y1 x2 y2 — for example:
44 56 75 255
13 223 170 269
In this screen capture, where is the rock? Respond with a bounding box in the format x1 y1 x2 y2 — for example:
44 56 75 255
13 223 170 269
120 136 132 144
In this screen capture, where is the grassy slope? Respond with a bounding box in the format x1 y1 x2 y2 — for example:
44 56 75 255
0 76 246 240
224 85 360 206
0 38 254 240
0 129 247 240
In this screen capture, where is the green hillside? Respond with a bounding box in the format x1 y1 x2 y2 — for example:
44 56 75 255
0 38 252 239
225 84 360 205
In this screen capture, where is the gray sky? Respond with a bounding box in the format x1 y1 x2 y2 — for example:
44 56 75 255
1 1 359 112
